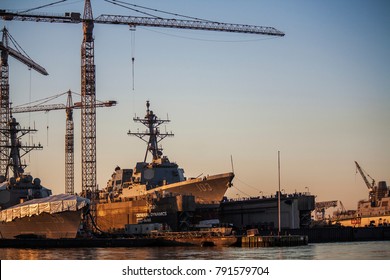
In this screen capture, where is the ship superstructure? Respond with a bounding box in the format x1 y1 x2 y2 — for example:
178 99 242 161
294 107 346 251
127 100 184 188
0 117 51 209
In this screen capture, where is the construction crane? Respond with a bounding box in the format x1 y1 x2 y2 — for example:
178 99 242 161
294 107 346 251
0 27 48 176
354 161 375 191
314 200 338 220
339 201 347 214
12 90 116 195
0 0 285 224
354 161 377 206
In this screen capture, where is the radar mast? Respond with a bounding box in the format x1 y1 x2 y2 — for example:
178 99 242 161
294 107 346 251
128 101 173 162
0 117 42 179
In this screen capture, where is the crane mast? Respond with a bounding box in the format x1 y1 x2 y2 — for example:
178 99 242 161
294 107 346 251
65 91 74 195
0 29 9 177
81 0 96 203
0 1 284 227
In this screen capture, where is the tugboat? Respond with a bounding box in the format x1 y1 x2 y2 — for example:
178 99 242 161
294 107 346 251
100 101 234 205
0 117 89 239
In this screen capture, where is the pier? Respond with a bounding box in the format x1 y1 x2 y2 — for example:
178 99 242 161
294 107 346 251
2 226 390 248
0 232 309 248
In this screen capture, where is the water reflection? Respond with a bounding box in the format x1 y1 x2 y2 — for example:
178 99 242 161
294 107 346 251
0 241 389 260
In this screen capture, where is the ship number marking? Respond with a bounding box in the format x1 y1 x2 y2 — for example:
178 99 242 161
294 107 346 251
196 183 212 192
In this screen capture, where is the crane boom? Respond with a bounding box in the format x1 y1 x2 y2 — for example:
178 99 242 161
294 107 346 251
12 99 116 113
0 11 82 24
315 200 338 210
354 161 375 191
354 161 378 207
94 15 285 36
0 42 48 75
0 11 285 37
12 103 66 113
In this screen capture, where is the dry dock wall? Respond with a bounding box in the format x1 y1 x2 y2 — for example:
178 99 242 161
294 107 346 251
219 194 315 229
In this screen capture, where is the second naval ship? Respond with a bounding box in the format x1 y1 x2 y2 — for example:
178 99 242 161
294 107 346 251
0 117 89 239
99 101 234 205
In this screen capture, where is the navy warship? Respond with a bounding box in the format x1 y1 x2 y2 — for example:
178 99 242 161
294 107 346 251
99 101 234 205
0 117 51 209
95 101 234 232
0 117 89 239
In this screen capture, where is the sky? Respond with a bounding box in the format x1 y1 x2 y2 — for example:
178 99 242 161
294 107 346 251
0 0 389 211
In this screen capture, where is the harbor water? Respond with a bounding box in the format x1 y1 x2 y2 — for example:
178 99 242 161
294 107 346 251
1 241 389 260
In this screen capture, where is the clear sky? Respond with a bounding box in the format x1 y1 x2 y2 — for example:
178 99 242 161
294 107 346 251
1 0 389 211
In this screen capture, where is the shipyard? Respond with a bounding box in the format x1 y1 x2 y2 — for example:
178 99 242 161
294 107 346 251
0 1 389 270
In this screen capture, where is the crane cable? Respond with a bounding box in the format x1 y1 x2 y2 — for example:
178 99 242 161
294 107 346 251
130 27 135 91
105 0 163 19
14 91 69 108
107 0 217 22
19 0 67 14
6 31 32 61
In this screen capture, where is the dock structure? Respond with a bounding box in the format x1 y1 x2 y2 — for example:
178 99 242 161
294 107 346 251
239 235 308 247
219 192 315 230
0 234 308 248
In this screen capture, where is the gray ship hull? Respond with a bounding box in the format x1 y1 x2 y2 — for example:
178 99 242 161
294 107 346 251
121 172 234 204
0 210 83 239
